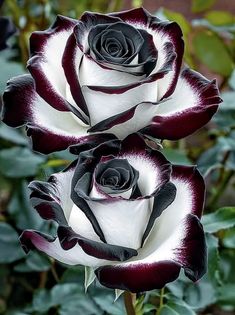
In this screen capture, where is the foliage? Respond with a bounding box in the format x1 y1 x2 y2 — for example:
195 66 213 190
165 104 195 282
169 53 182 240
0 0 235 314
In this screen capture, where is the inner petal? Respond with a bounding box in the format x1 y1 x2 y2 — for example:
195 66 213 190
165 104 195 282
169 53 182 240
86 198 152 249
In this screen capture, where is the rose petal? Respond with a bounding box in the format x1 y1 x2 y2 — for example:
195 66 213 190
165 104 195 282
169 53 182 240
96 214 206 292
86 197 152 249
28 15 78 112
87 101 160 137
95 165 206 292
141 68 222 140
111 7 184 100
82 75 157 126
62 33 89 116
1 74 114 153
119 135 172 196
19 230 109 267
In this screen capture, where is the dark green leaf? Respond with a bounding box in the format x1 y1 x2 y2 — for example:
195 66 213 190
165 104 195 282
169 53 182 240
221 228 235 248
229 69 235 90
0 222 25 263
0 147 45 178
162 148 191 165
218 284 235 307
197 133 235 173
0 50 24 94
14 251 51 272
202 207 235 233
193 31 233 76
206 233 221 285
184 276 217 309
213 92 235 132
8 180 43 230
0 124 28 145
162 301 196 315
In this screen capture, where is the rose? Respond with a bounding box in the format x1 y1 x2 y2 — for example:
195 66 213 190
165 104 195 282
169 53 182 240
2 7 221 154
20 134 206 292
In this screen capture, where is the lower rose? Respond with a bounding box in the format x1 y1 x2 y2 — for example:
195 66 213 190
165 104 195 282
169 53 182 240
20 134 207 292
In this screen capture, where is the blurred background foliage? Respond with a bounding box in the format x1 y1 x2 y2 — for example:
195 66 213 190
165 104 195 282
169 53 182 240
0 0 235 314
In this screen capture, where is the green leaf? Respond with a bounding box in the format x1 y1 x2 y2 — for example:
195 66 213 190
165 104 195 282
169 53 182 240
213 91 235 132
205 10 235 26
0 222 25 263
206 233 221 285
159 305 178 315
184 276 217 309
0 124 28 145
162 148 191 165
219 250 235 283
14 251 51 272
162 301 196 315
228 69 235 90
0 147 45 178
192 30 233 76
8 180 43 230
192 0 216 13
32 282 123 315
93 292 125 315
218 284 235 307
221 228 235 248
161 8 191 36
0 50 24 94
202 207 235 233
197 133 235 173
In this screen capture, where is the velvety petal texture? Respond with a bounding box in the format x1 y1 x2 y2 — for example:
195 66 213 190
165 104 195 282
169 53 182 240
20 135 207 292
1 7 221 153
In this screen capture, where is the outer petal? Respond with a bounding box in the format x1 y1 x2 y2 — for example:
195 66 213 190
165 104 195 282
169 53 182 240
27 15 80 113
96 214 206 292
141 68 222 140
96 166 206 292
1 74 113 153
20 231 105 267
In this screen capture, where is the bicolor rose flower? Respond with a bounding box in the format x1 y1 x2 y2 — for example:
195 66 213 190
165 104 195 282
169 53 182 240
1 7 221 154
20 134 207 292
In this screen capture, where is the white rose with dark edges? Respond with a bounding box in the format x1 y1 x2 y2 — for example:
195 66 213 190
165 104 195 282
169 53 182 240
20 134 207 292
2 7 221 154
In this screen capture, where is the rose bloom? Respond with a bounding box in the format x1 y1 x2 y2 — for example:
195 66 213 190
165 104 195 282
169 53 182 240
20 134 206 292
2 8 221 154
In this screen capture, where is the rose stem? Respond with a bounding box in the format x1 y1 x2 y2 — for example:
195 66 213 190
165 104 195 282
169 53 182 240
124 291 136 315
156 287 165 315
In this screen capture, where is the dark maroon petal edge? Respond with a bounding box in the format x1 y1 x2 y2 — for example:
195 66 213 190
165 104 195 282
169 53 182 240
96 214 207 292
171 165 205 218
27 15 80 113
141 68 222 140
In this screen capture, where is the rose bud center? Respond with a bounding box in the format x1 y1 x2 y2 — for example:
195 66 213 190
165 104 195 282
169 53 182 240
95 158 139 196
87 22 158 75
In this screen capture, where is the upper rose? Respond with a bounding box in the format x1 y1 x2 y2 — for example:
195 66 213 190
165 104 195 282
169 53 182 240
20 134 207 292
2 7 221 154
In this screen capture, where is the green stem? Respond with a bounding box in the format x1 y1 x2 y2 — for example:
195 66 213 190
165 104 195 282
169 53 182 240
156 288 165 315
208 170 234 210
124 291 136 315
